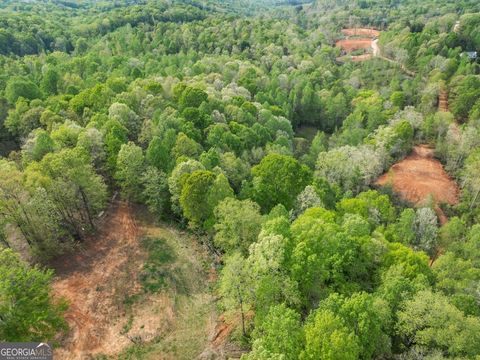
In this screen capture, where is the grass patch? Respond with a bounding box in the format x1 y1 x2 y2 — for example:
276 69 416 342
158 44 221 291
139 236 188 294
121 314 134 335
140 237 177 293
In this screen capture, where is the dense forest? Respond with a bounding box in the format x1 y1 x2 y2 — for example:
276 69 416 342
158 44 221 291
0 0 480 358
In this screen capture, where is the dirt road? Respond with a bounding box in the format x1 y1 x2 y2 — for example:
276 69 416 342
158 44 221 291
336 29 417 77
439 89 449 112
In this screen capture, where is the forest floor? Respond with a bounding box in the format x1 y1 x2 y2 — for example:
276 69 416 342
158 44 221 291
51 201 241 359
375 145 459 224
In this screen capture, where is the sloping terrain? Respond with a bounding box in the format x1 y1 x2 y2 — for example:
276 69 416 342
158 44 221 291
376 145 459 224
51 201 230 359
51 201 143 359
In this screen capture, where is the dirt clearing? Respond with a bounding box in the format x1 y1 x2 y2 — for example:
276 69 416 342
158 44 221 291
375 145 459 224
51 201 144 359
336 28 380 62
51 201 233 359
341 28 380 37
336 38 373 52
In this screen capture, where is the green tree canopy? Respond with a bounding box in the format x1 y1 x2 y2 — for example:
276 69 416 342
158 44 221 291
252 154 311 211
0 248 67 341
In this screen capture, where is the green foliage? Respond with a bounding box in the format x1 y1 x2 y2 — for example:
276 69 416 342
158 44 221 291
179 87 208 109
316 292 391 359
450 75 480 121
289 207 376 307
140 237 177 293
0 0 479 356
433 252 480 316
146 134 175 173
301 309 360 360
172 132 203 160
381 242 433 283
214 197 263 254
70 84 114 115
252 154 311 211
0 248 67 341
22 129 56 162
249 304 304 360
141 166 169 218
397 290 480 357
103 119 129 173
180 170 233 229
219 252 254 336
337 190 396 228
5 77 42 104
115 142 145 201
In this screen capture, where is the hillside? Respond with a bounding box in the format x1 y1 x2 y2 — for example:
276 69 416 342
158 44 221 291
0 1 479 359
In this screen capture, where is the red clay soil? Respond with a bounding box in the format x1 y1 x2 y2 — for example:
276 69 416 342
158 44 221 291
439 89 449 112
336 38 373 52
341 28 380 38
51 200 145 359
335 28 381 62
375 145 459 224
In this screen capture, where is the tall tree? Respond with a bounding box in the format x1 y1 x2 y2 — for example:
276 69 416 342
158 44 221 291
0 248 67 341
214 197 263 254
115 142 145 201
180 170 233 229
251 154 311 211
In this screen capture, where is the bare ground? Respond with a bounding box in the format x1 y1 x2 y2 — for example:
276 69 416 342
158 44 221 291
51 201 239 359
51 201 144 359
341 28 380 38
375 145 459 224
336 38 373 52
439 89 449 112
335 28 379 62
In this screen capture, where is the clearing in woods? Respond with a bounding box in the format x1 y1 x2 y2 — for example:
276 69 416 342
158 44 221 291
336 28 379 62
375 145 459 224
51 201 238 359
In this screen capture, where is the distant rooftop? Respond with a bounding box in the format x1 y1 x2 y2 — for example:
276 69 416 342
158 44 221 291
461 51 478 59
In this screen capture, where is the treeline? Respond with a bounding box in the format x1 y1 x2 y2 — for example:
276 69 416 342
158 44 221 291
0 0 479 357
0 0 208 56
